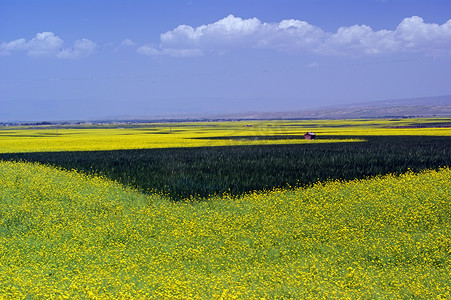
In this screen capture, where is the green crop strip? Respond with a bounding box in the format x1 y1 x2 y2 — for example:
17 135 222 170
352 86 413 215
1 135 450 200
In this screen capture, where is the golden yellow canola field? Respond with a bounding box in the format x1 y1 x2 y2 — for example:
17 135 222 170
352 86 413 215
1 160 450 298
1 118 450 153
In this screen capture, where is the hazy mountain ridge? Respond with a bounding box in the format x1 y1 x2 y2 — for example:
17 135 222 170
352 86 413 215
98 95 451 122
2 95 450 125
193 95 451 121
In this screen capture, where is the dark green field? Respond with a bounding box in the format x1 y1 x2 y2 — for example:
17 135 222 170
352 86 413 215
1 135 450 200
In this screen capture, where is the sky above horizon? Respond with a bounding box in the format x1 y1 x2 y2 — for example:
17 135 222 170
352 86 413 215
1 0 451 121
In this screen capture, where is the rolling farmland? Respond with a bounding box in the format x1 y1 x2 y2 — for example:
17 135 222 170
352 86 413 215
0 118 450 298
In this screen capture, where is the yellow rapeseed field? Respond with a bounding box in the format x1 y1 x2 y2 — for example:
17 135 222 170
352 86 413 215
1 118 450 153
1 160 450 298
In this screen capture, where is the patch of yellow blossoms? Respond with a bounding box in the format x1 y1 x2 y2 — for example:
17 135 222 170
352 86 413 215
0 161 450 298
3 117 451 153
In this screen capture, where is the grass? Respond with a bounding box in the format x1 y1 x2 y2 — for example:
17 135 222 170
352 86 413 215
0 160 450 298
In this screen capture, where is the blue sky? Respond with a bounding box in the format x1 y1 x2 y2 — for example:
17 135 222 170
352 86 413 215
1 0 451 121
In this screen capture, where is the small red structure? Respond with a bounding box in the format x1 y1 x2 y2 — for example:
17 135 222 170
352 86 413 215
304 132 316 140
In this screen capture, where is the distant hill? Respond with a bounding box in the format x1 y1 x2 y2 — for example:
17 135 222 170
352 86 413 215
94 95 451 122
5 95 450 125
203 95 451 120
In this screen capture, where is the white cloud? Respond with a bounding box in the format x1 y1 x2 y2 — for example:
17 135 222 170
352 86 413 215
27 32 64 56
138 15 451 57
0 32 96 58
120 38 137 47
57 39 96 59
0 38 27 55
394 16 451 56
137 44 202 57
136 45 160 55
323 25 397 55
158 15 264 52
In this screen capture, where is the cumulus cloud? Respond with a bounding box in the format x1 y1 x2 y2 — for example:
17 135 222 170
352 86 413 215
0 32 63 56
323 25 397 55
394 16 451 56
0 32 96 58
137 15 451 57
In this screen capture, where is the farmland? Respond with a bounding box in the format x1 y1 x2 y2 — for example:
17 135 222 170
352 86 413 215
0 118 450 200
1 161 450 298
0 118 451 298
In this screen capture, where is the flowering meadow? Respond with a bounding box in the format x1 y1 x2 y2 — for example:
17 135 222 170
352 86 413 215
1 118 450 154
1 160 450 298
0 121 362 154
0 118 450 298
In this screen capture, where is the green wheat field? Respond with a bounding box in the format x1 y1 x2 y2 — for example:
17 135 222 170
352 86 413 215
0 118 450 298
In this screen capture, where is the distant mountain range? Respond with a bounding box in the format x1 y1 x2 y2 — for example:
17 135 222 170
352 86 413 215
95 95 451 123
3 95 450 125
192 95 451 121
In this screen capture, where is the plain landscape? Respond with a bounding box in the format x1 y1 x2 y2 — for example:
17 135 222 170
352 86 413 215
1 117 450 298
2 1 451 298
